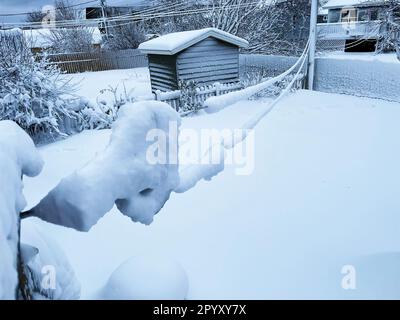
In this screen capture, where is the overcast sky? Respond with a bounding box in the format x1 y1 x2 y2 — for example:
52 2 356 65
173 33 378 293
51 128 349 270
0 0 145 23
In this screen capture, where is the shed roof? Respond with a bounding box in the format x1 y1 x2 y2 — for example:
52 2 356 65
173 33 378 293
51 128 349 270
323 0 386 9
138 28 249 55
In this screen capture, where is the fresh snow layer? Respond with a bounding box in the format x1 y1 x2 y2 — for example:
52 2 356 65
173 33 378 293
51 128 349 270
69 68 152 106
138 28 248 54
22 89 400 299
95 255 188 300
29 101 180 232
0 121 43 299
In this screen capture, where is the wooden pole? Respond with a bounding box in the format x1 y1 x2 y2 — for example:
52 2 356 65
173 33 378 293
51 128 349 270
308 0 318 90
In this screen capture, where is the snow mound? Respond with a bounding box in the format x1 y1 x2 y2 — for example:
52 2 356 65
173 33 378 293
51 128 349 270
98 255 188 300
21 223 81 300
30 101 180 232
0 120 43 299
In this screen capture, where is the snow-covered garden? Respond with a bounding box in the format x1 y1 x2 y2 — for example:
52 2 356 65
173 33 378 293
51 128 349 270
1 65 399 299
1 0 400 302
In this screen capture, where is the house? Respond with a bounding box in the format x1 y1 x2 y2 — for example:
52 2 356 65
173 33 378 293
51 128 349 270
317 0 400 52
138 28 249 93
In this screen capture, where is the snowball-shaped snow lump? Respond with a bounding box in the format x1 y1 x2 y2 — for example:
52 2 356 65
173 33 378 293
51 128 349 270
99 255 188 300
30 101 181 231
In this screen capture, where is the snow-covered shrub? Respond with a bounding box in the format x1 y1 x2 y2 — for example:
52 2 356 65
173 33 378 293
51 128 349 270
178 80 202 113
29 101 181 231
0 120 43 299
0 29 77 139
77 83 139 130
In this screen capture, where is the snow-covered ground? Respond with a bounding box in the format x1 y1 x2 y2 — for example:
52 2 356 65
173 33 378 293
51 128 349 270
69 68 152 104
22 77 400 299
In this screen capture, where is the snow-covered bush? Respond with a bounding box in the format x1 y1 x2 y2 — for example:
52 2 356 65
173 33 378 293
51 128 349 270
29 101 181 231
0 120 43 299
76 83 139 130
0 29 77 139
178 80 202 113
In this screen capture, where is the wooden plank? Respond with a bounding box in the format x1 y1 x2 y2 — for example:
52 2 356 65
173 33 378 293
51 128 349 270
149 70 176 82
179 67 238 79
178 63 238 76
151 81 175 92
179 47 237 59
179 73 239 84
182 44 236 55
177 56 238 66
149 64 176 74
151 76 177 87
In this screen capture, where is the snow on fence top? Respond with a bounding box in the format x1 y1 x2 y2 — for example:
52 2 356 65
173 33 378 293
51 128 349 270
0 27 102 49
138 27 249 55
323 0 385 9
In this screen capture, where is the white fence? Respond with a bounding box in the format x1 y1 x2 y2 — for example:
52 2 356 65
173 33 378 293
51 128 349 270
154 82 243 112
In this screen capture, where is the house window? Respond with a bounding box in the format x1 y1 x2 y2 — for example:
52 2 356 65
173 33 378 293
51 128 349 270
358 9 369 21
328 9 341 23
370 8 378 20
341 8 357 23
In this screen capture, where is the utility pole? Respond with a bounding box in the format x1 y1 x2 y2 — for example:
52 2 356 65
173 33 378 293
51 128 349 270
307 0 318 90
100 0 109 38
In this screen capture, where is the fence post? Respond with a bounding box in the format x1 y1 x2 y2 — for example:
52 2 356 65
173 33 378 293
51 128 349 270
214 82 221 96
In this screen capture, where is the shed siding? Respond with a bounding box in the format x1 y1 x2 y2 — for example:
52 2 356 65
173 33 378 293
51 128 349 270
148 54 178 92
176 37 239 85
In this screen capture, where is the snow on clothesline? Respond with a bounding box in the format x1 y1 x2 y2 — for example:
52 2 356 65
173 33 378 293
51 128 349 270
177 40 310 192
204 40 310 113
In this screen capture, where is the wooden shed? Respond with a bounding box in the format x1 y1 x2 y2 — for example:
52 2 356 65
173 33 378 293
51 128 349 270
138 28 249 93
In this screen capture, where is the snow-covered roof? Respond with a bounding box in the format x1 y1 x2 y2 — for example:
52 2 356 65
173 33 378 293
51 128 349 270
138 28 249 55
323 0 386 9
0 28 102 49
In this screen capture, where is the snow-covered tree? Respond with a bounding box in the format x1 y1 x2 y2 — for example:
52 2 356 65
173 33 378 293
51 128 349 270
376 0 400 59
0 29 77 139
47 27 98 53
104 22 146 50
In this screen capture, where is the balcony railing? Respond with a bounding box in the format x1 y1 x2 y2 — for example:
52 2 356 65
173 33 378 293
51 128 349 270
317 21 382 40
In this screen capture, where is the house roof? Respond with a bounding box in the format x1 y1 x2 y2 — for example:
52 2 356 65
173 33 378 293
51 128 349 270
323 0 386 9
138 28 249 55
22 28 102 49
0 28 102 49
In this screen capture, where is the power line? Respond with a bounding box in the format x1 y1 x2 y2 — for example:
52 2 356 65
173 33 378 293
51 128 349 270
0 1 269 29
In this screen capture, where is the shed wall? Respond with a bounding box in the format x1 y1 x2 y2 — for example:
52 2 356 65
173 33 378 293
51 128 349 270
176 37 239 86
148 54 178 92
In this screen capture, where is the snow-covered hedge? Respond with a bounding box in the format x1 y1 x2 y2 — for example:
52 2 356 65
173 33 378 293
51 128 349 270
0 121 43 299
